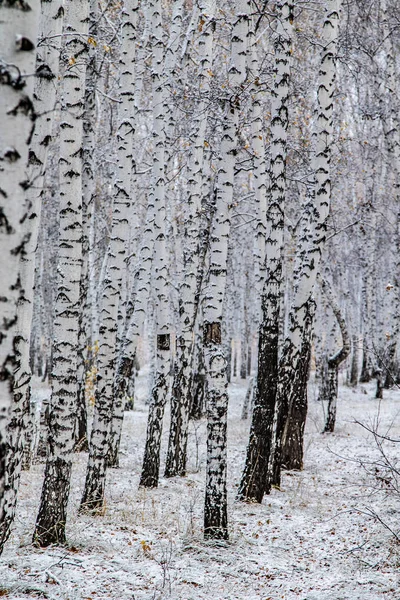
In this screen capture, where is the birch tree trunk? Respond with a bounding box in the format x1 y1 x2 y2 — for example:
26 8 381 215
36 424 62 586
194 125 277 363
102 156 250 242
0 0 39 554
203 0 248 540
238 0 293 503
350 334 359 386
34 0 89 546
0 0 62 552
379 1 400 389
275 0 342 480
164 0 216 479
76 0 98 452
80 2 137 509
105 0 139 468
115 198 155 411
139 0 172 488
318 275 350 433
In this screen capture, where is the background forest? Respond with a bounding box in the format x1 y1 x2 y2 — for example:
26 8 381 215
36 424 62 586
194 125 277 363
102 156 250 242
1 0 400 597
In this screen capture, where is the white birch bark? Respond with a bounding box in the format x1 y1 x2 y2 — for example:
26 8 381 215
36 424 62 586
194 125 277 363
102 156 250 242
115 198 155 405
139 0 171 488
0 0 62 552
318 274 350 433
80 2 138 509
34 0 88 546
249 19 267 315
275 0 342 479
164 0 216 480
379 0 400 388
106 0 139 468
203 0 248 540
0 0 39 554
238 0 293 503
76 0 98 451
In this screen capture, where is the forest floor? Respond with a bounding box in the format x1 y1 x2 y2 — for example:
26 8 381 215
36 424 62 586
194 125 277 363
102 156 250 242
1 372 400 599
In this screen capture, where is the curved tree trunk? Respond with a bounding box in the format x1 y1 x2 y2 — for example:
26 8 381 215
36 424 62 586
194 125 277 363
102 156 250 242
317 275 351 433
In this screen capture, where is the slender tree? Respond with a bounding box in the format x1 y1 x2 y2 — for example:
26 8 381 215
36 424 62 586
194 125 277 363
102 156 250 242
34 0 89 545
164 0 217 480
203 0 248 539
106 0 139 467
238 0 293 503
276 0 342 478
318 274 350 432
139 0 171 488
80 1 138 510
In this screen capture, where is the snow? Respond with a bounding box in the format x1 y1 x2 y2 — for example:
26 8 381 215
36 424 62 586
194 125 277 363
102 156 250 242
1 374 400 599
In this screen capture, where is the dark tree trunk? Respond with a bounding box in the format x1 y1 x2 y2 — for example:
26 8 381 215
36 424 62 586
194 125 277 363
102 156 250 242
247 344 252 377
384 341 396 388
75 385 88 452
350 334 359 386
319 274 351 434
189 337 206 420
375 369 384 399
241 376 254 420
237 296 279 502
272 298 315 487
233 343 238 379
164 334 192 478
360 336 372 382
280 332 311 472
225 338 232 383
322 364 338 433
140 370 168 488
108 354 136 467
33 457 72 546
317 354 329 402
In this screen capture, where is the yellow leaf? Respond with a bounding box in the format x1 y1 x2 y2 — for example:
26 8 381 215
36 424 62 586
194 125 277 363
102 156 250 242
68 56 76 65
204 140 209 147
88 36 97 46
103 44 111 53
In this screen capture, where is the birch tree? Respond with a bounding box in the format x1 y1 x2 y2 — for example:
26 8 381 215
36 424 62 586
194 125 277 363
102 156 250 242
0 0 39 554
34 0 89 545
0 0 62 552
76 0 98 452
164 0 216 480
139 0 172 488
80 1 138 510
238 0 293 503
276 0 342 478
318 274 350 433
203 0 248 539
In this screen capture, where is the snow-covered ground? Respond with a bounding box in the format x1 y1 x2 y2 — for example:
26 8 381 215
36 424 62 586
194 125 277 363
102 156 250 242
2 373 400 599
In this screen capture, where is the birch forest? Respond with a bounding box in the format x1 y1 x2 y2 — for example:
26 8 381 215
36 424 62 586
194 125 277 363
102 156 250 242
1 0 400 598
